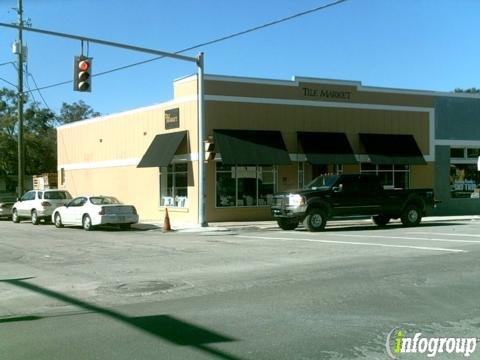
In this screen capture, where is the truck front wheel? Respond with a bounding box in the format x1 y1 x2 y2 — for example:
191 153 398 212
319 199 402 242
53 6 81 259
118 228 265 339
303 208 327 232
277 218 299 231
401 205 422 227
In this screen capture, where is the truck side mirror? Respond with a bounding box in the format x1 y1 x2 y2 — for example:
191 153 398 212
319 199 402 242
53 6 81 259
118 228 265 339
332 186 342 193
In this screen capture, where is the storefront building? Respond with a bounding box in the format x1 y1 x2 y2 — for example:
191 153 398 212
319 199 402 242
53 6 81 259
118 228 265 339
56 74 480 224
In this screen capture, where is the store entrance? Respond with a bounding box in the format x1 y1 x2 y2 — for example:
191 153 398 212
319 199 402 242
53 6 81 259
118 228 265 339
312 164 329 179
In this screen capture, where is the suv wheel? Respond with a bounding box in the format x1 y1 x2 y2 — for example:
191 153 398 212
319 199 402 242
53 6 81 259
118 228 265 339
277 218 299 231
31 210 40 225
303 208 327 232
82 215 93 231
12 209 20 223
401 205 422 227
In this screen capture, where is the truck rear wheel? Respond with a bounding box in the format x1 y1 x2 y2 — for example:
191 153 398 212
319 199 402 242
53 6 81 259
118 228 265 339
303 208 327 232
277 218 299 231
372 214 390 227
401 205 422 227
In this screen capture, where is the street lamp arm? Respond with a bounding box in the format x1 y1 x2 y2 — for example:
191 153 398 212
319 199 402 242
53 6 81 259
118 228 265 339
0 22 198 63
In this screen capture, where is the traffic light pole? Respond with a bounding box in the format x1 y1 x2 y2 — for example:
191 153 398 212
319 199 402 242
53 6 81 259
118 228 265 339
197 53 207 227
0 22 208 227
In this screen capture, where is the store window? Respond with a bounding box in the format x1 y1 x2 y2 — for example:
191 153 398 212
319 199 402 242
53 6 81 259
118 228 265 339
160 163 188 207
449 146 480 198
450 163 480 198
450 148 466 158
299 163 342 188
298 162 305 189
467 148 480 159
216 164 277 207
360 163 410 188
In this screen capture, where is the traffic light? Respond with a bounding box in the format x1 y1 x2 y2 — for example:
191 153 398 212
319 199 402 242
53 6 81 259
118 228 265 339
204 137 215 161
73 56 92 92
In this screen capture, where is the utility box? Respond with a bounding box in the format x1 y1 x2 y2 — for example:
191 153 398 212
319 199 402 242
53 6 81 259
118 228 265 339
33 173 58 190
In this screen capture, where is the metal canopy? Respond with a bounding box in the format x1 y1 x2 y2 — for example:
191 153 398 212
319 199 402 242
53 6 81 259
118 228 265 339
359 133 426 165
297 131 358 164
137 131 187 168
214 129 291 165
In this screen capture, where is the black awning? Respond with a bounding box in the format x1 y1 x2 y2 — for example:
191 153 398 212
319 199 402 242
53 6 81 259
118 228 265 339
297 131 358 164
214 129 291 165
359 133 426 165
137 131 187 168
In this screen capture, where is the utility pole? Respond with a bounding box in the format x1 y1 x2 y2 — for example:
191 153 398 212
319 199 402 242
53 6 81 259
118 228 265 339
16 0 25 196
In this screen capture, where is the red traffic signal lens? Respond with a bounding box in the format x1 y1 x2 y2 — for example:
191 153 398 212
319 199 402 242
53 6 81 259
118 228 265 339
78 60 90 71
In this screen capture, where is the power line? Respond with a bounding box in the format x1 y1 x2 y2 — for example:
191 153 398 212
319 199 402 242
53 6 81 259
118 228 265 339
25 0 348 93
0 76 17 88
27 70 52 111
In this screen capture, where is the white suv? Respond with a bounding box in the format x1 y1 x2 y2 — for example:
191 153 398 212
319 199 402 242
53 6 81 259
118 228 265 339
12 189 72 225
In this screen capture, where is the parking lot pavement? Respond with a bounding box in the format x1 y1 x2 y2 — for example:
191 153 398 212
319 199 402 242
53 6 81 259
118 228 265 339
2 218 480 359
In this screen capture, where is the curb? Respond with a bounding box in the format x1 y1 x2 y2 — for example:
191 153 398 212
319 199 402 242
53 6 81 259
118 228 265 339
133 215 480 233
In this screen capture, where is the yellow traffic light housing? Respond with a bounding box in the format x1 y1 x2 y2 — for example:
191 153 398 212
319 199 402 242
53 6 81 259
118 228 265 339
74 56 92 92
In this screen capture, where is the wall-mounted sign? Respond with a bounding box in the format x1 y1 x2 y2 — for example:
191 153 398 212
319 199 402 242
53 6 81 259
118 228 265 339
302 87 351 100
165 108 180 129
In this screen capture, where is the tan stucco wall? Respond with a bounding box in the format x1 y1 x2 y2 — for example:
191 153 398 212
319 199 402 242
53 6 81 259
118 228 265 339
57 101 198 166
205 78 434 108
410 163 435 188
57 98 199 224
205 102 431 156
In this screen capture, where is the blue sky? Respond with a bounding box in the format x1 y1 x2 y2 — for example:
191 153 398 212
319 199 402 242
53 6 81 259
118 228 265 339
0 0 479 116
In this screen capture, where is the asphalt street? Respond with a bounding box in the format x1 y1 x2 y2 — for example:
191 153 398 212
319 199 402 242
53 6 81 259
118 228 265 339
1 218 480 359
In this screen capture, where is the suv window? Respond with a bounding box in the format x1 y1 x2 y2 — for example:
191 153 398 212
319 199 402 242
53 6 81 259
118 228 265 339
21 191 35 201
44 191 72 200
38 192 43 200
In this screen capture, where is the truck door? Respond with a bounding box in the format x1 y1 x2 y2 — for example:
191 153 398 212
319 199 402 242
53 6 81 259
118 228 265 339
357 175 383 215
329 175 361 216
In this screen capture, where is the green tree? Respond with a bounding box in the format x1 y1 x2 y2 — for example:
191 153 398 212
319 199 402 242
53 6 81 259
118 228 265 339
23 105 57 175
57 100 101 124
454 88 480 94
0 88 20 176
0 87 100 177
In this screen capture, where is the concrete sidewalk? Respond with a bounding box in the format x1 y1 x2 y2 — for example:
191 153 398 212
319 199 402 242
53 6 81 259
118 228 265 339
133 215 480 233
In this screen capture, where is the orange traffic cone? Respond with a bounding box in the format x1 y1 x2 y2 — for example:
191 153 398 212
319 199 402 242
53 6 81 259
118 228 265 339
163 207 172 232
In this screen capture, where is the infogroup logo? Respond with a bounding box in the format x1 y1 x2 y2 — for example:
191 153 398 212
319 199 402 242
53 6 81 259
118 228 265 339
386 328 478 359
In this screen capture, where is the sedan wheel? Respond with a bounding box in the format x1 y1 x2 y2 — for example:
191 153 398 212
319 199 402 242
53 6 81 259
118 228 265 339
31 210 40 225
82 214 93 231
12 209 19 223
54 213 64 228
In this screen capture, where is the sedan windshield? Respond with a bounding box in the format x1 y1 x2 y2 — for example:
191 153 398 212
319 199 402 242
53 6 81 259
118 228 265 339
306 175 339 190
90 196 121 205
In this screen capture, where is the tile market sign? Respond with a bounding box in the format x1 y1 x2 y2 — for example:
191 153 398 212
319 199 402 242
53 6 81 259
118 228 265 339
302 87 351 100
165 108 180 129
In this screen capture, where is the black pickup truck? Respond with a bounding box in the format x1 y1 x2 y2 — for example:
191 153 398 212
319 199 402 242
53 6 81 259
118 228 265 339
271 174 435 231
